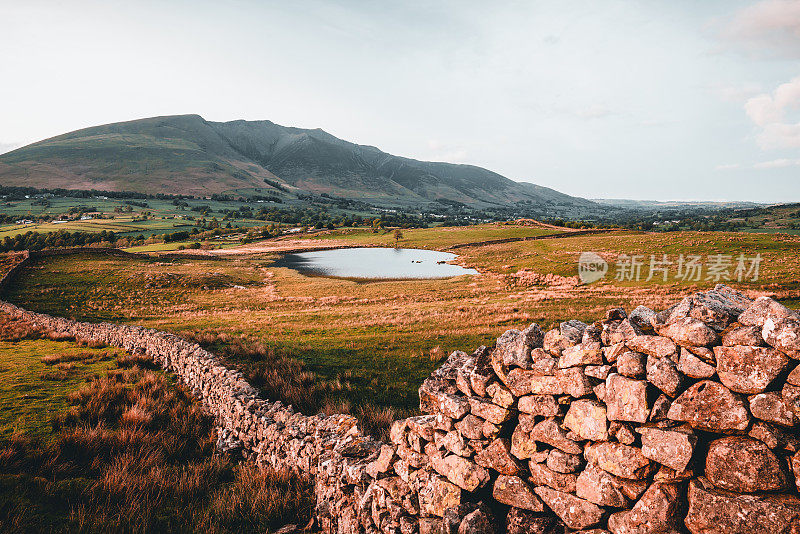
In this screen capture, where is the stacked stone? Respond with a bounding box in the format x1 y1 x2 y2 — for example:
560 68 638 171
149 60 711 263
346 285 800 533
3 278 800 533
0 300 359 485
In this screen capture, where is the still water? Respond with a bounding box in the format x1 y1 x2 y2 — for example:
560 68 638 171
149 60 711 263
274 247 478 279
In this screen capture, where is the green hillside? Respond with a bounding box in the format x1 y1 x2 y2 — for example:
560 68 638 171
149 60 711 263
0 114 599 216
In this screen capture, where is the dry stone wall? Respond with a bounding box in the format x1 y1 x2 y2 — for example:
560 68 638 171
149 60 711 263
2 250 800 533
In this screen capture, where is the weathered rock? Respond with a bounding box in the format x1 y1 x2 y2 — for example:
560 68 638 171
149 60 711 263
714 345 789 394
605 374 649 423
485 381 514 408
666 380 750 432
610 421 637 445
685 477 800 534
518 395 561 416
784 383 800 417
455 414 485 440
469 346 494 397
667 285 752 331
677 348 715 379
705 436 788 493
505 508 559 534
437 430 473 457
722 325 764 346
657 316 719 347
561 319 589 343
407 415 437 441
456 357 476 397
607 483 681 534
528 462 579 493
493 475 544 511
616 352 646 378
497 323 544 369
604 342 628 364
638 426 696 472
585 364 612 380
559 341 603 368
603 319 643 345
474 438 522 475
789 364 800 386
366 444 397 477
468 397 510 425
506 366 592 398
482 419 501 439
629 306 657 331
534 486 605 530
457 507 495 534
646 355 683 397
576 463 631 507
420 379 471 418
584 442 654 480
738 296 799 327
749 391 797 426
764 316 800 358
564 399 608 441
418 474 462 517
430 451 491 492
419 517 445 534
748 420 795 450
510 414 540 460
547 449 583 474
543 328 573 357
626 335 678 359
529 417 583 454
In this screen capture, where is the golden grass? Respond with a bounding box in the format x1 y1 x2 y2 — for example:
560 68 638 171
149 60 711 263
0 353 313 533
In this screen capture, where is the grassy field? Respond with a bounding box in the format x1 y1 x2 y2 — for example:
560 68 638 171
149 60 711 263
0 339 119 439
0 313 312 533
4 224 800 416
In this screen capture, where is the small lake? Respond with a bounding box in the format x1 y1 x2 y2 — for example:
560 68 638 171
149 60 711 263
274 247 478 280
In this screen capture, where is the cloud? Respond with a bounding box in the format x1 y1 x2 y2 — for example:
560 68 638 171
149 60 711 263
753 158 800 168
744 76 800 149
713 83 763 104
720 0 800 58
715 163 741 171
717 159 800 170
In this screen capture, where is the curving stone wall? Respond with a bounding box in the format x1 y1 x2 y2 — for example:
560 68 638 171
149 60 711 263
2 251 800 533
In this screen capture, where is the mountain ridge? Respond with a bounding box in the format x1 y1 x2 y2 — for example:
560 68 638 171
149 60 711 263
0 114 597 215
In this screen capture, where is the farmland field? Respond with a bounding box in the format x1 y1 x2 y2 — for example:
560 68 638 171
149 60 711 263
4 224 800 415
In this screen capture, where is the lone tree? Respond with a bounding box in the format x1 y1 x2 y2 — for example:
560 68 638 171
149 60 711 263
393 228 404 245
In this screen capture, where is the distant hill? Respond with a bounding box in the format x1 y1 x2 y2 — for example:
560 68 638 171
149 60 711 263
0 114 598 215
592 199 766 210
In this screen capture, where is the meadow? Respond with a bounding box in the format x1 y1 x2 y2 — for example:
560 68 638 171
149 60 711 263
0 311 311 533
5 223 799 421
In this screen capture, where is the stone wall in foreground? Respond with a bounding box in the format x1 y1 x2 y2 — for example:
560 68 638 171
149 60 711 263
2 276 800 533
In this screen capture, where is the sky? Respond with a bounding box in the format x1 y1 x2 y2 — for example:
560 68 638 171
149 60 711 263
1 0 799 203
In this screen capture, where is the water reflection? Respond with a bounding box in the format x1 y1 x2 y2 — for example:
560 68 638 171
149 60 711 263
273 247 477 280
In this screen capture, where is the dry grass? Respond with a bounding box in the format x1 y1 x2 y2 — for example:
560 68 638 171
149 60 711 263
0 355 313 533
183 329 413 441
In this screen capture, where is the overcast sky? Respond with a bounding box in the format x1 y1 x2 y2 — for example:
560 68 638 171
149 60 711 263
1 0 799 202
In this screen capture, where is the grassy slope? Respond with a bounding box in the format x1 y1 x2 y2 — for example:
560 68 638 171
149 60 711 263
0 317 312 533
6 225 799 413
0 340 118 438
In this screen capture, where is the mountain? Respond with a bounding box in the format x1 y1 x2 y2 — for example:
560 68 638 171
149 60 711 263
0 114 597 214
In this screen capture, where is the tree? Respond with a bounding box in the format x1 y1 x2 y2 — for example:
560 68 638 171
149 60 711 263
392 228 404 245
